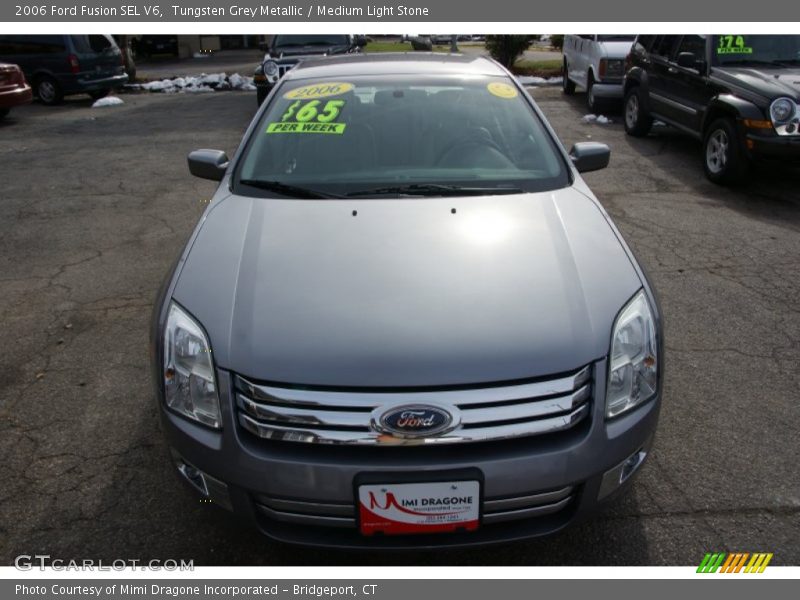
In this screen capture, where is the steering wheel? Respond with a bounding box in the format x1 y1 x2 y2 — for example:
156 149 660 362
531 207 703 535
435 128 506 167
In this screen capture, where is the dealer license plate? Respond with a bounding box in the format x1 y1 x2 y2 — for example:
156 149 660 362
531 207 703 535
358 480 480 536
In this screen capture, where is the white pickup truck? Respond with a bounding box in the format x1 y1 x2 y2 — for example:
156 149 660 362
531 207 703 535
562 35 636 111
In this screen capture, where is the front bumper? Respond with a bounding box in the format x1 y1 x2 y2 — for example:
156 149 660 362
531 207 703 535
745 132 800 162
159 360 661 548
590 81 624 99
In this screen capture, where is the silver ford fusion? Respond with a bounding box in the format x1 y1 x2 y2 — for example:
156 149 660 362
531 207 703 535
152 53 663 548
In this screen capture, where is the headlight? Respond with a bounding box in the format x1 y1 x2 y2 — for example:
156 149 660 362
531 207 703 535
263 60 279 77
770 97 795 123
602 59 624 78
163 302 221 428
606 290 658 418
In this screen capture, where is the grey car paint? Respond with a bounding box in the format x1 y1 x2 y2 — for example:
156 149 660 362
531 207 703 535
172 189 641 387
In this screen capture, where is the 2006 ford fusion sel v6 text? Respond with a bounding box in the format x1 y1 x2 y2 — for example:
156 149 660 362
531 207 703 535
151 54 663 548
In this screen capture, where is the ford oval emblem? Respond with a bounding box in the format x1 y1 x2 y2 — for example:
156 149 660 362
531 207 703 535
372 404 457 438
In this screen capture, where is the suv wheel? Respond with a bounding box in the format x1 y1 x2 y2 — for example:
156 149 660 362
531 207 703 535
35 75 63 106
703 118 748 185
562 62 576 95
623 87 653 137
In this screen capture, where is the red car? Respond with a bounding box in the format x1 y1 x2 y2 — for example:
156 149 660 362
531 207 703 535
0 62 32 119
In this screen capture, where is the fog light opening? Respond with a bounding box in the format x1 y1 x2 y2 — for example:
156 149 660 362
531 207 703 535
619 448 647 485
177 460 209 496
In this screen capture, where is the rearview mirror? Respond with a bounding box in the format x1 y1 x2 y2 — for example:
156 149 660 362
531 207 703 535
569 142 610 173
188 149 229 181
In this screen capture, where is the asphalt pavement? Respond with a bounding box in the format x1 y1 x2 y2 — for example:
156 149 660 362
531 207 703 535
0 87 798 566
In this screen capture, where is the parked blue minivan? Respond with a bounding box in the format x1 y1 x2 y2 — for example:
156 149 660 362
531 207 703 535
0 35 128 105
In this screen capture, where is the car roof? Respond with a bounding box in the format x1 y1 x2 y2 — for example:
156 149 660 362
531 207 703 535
283 53 508 81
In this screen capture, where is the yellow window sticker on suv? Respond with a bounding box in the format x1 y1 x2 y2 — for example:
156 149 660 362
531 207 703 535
717 35 753 55
267 99 348 135
284 82 354 100
487 82 518 99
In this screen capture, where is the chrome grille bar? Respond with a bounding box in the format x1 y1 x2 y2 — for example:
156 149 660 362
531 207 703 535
253 485 576 529
234 365 593 446
237 366 590 409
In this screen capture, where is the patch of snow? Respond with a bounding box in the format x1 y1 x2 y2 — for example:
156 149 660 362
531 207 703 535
92 96 124 108
582 113 613 124
518 75 563 86
133 72 256 94
228 73 256 91
654 120 667 127
183 86 215 94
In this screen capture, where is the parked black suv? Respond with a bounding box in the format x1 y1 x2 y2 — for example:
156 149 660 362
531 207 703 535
623 35 800 184
254 35 367 106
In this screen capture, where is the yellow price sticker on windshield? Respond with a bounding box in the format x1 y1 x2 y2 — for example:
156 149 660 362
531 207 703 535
487 82 518 99
267 122 346 135
267 99 348 134
284 82 354 100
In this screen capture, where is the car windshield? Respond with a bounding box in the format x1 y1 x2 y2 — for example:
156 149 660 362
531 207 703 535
273 35 350 48
235 75 569 197
713 35 800 65
596 35 636 42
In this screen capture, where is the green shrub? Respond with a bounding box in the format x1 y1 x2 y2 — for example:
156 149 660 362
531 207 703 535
484 35 532 69
550 35 565 50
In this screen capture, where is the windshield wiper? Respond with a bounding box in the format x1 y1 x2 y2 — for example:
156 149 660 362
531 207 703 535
346 184 525 198
239 179 343 199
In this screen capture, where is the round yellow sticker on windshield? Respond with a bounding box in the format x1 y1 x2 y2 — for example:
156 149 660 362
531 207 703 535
487 82 518 99
284 82 354 100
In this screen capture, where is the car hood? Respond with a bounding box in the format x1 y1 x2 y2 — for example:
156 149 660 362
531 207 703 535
173 188 642 387
269 45 352 61
715 66 800 101
599 41 635 59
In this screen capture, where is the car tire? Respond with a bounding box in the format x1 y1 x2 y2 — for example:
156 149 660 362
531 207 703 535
89 89 111 101
0 108 9 120
703 118 748 185
562 62 576 95
586 74 606 113
256 87 267 107
623 86 653 137
34 75 63 106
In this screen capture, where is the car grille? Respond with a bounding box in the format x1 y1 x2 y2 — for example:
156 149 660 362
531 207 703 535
234 365 592 446
253 485 577 529
276 64 295 77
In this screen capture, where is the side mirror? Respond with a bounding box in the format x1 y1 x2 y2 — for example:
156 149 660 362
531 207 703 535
188 149 229 181
569 142 610 173
676 52 704 72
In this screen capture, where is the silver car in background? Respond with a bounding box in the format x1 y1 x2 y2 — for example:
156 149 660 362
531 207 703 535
152 54 663 548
